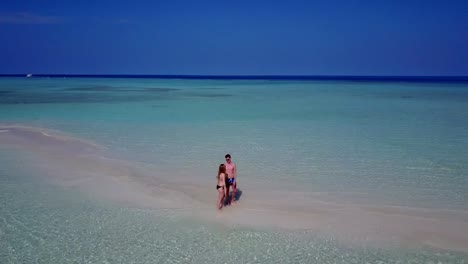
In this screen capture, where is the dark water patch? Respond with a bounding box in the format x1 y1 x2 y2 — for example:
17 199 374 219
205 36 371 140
63 86 116 92
149 104 167 108
63 86 180 92
144 88 180 92
400 95 416 99
182 92 233 98
0 92 175 104
198 87 225 90
0 91 14 95
350 89 468 101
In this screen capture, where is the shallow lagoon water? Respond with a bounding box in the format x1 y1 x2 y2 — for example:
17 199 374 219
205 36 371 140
1 77 468 263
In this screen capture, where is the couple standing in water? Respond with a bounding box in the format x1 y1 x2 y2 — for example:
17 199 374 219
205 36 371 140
216 154 237 210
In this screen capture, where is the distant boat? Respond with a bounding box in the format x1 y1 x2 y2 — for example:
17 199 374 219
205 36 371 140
26 73 32 78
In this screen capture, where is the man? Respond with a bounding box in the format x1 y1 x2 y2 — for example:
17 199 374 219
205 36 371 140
224 154 237 205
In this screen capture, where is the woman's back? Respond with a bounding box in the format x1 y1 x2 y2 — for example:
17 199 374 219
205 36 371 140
218 172 226 186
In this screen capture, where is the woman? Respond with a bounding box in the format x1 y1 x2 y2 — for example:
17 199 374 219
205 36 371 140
216 164 226 210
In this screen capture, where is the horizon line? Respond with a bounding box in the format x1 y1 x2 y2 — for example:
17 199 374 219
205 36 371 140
1 74 468 82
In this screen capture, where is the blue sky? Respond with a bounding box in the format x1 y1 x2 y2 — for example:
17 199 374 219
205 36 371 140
0 0 467 75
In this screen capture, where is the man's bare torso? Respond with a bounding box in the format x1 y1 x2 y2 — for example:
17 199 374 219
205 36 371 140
225 162 235 179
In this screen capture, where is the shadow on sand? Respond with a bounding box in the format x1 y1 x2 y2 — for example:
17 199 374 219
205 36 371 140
235 188 243 201
225 188 242 205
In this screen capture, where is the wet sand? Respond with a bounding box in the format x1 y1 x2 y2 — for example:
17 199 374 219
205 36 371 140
1 124 468 254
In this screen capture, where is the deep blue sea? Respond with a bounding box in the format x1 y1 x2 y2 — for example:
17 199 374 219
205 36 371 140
1 76 467 263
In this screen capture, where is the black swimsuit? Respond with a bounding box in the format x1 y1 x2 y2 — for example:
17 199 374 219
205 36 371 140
216 185 223 190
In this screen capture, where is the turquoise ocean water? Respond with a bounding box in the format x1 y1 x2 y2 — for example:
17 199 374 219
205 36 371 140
1 77 467 263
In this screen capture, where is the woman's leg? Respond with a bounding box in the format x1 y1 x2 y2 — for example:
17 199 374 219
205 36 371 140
225 184 230 205
217 188 224 209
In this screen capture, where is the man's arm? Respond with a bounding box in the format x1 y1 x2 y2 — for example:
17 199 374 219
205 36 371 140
233 163 237 178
